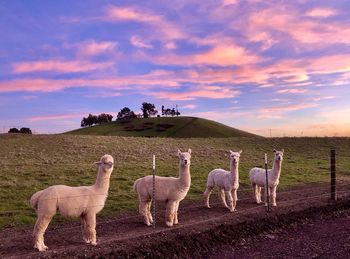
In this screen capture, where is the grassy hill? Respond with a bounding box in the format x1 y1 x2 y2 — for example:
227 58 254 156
66 116 259 138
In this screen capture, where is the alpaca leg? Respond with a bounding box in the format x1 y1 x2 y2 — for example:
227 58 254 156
173 201 180 225
33 215 52 251
271 186 277 206
165 201 177 227
220 189 228 208
231 189 238 211
203 186 213 208
85 213 97 246
139 200 151 226
147 201 153 224
252 184 260 204
81 215 90 243
226 191 234 212
257 186 262 203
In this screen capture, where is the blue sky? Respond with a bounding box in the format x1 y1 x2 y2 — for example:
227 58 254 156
1 0 350 136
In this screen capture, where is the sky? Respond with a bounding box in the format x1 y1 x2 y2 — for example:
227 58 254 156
1 0 350 137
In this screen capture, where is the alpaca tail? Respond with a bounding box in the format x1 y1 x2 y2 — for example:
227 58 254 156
133 178 140 193
30 190 44 210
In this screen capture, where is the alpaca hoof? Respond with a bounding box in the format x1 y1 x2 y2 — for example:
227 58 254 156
229 209 236 213
35 245 48 252
84 238 91 244
166 221 173 227
272 203 277 207
91 241 97 246
174 220 179 225
145 222 152 227
205 204 211 209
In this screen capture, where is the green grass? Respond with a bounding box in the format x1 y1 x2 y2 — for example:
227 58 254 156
0 134 349 229
66 116 260 138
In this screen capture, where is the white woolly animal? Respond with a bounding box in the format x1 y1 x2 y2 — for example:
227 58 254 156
203 150 242 212
249 149 284 206
133 149 192 227
30 154 114 252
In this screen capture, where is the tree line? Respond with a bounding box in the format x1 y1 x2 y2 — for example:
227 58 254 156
80 102 181 127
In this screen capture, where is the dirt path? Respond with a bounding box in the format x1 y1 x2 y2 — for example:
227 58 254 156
206 212 350 258
0 183 349 258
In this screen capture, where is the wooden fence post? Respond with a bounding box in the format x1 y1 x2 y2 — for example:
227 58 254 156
152 155 156 228
330 149 337 201
265 153 270 212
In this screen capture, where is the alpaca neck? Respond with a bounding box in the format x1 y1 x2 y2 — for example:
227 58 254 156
179 165 191 188
271 160 282 181
94 169 112 191
230 162 239 184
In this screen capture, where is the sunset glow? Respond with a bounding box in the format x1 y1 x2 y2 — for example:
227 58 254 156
1 0 350 136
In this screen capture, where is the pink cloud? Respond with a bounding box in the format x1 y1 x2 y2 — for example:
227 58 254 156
149 86 240 101
313 96 338 102
305 8 337 18
29 113 85 122
130 35 153 49
247 4 350 46
106 6 161 23
259 103 319 118
182 104 198 109
276 88 307 94
12 60 115 74
105 6 184 40
76 40 117 56
0 73 180 93
145 44 261 67
222 0 239 6
164 42 177 50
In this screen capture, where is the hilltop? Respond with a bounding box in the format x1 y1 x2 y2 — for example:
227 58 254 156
65 116 259 138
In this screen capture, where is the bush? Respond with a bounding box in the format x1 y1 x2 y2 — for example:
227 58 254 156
8 128 20 133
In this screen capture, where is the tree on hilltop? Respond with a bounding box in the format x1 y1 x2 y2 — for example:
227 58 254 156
117 107 136 122
141 102 157 118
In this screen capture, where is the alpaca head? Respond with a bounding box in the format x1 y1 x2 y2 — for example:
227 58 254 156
229 150 242 166
95 154 114 172
177 149 192 167
273 149 284 162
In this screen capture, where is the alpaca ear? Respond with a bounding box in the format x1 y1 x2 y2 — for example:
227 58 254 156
273 149 276 153
281 149 284 153
177 149 182 157
229 150 233 154
187 148 192 154
94 161 102 165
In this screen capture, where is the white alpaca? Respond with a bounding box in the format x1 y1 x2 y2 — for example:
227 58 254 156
203 150 242 212
249 149 284 206
133 149 192 227
30 154 114 251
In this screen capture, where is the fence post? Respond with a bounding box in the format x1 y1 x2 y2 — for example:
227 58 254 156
152 155 156 228
330 149 337 201
265 153 270 212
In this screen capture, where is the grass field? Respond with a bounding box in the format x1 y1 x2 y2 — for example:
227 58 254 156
0 134 349 229
66 116 259 138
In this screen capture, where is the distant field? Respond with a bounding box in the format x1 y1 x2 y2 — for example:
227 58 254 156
66 116 259 138
0 134 349 229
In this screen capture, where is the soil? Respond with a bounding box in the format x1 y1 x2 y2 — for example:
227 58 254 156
0 183 349 258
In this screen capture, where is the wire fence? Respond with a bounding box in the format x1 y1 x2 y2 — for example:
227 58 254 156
2 187 350 246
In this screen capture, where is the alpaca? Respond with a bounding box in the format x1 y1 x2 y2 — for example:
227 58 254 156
249 149 284 206
30 154 114 251
203 150 242 212
133 149 192 227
